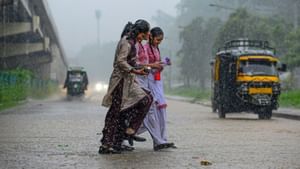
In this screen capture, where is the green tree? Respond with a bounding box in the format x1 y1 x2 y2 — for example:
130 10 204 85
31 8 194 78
214 9 292 55
284 28 300 69
178 17 222 89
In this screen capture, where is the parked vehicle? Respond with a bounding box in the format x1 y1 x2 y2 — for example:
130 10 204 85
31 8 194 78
211 39 286 119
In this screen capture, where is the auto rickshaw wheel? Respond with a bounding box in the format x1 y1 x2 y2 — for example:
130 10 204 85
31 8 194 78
218 104 226 119
212 102 217 113
256 107 272 120
264 108 272 119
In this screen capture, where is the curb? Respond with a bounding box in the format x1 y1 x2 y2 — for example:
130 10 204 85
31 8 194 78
272 112 300 121
166 95 300 121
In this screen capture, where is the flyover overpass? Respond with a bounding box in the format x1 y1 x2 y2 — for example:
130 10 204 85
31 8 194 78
0 0 68 83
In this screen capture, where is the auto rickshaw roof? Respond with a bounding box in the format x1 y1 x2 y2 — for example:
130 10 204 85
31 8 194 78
68 66 86 72
217 39 276 57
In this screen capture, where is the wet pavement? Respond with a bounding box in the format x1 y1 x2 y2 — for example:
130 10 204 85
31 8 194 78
166 95 300 121
0 94 300 169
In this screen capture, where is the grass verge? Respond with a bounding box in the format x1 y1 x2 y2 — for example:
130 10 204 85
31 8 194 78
166 86 300 109
279 90 300 108
165 86 210 101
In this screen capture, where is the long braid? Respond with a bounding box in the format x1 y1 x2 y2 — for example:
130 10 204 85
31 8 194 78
121 22 133 38
149 37 155 58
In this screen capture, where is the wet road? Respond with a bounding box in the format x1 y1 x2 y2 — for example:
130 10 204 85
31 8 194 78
0 95 300 169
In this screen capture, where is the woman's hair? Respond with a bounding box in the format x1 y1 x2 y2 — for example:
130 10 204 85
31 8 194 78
127 19 150 40
150 27 164 40
149 27 164 56
120 22 133 38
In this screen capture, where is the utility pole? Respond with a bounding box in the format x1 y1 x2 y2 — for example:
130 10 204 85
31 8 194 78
95 10 101 47
294 1 299 29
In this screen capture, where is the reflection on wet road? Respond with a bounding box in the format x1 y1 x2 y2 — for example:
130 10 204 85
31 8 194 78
0 94 300 169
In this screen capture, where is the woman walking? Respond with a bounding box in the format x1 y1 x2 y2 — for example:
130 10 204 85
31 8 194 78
136 27 175 151
99 19 153 154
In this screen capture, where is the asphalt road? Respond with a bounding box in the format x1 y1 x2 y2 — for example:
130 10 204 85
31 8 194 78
0 94 299 169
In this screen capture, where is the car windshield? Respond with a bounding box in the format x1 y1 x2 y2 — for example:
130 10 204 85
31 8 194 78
239 60 277 76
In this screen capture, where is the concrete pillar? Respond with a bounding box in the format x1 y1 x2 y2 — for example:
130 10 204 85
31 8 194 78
28 62 50 80
50 44 67 83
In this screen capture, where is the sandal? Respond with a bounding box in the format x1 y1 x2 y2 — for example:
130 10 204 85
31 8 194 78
163 142 175 149
153 144 166 151
124 134 134 146
114 145 135 152
98 146 121 154
153 143 175 151
132 135 146 142
123 135 146 146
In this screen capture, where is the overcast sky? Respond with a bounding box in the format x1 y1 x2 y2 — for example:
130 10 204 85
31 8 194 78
48 0 181 58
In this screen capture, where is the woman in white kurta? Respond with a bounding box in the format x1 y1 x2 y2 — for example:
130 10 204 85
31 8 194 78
137 27 175 151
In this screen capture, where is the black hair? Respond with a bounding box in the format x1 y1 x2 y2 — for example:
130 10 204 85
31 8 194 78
150 27 164 39
149 27 164 57
120 22 133 38
127 19 150 41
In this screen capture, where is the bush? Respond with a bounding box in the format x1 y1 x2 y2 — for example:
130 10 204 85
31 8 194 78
0 69 31 103
0 69 58 110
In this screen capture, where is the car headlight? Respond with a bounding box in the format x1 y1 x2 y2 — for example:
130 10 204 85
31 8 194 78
95 83 103 92
95 82 108 92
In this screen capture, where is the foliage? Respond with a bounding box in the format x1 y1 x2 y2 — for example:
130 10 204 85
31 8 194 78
178 17 223 88
165 86 210 101
0 69 58 111
214 8 293 55
279 90 300 108
283 28 300 70
0 69 32 103
237 0 299 29
213 8 299 86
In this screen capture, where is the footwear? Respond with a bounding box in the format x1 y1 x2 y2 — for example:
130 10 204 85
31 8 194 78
98 146 121 154
170 144 177 149
114 145 135 152
132 135 146 142
121 145 135 151
123 135 134 146
163 142 175 148
153 144 166 151
153 143 175 151
124 135 146 145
